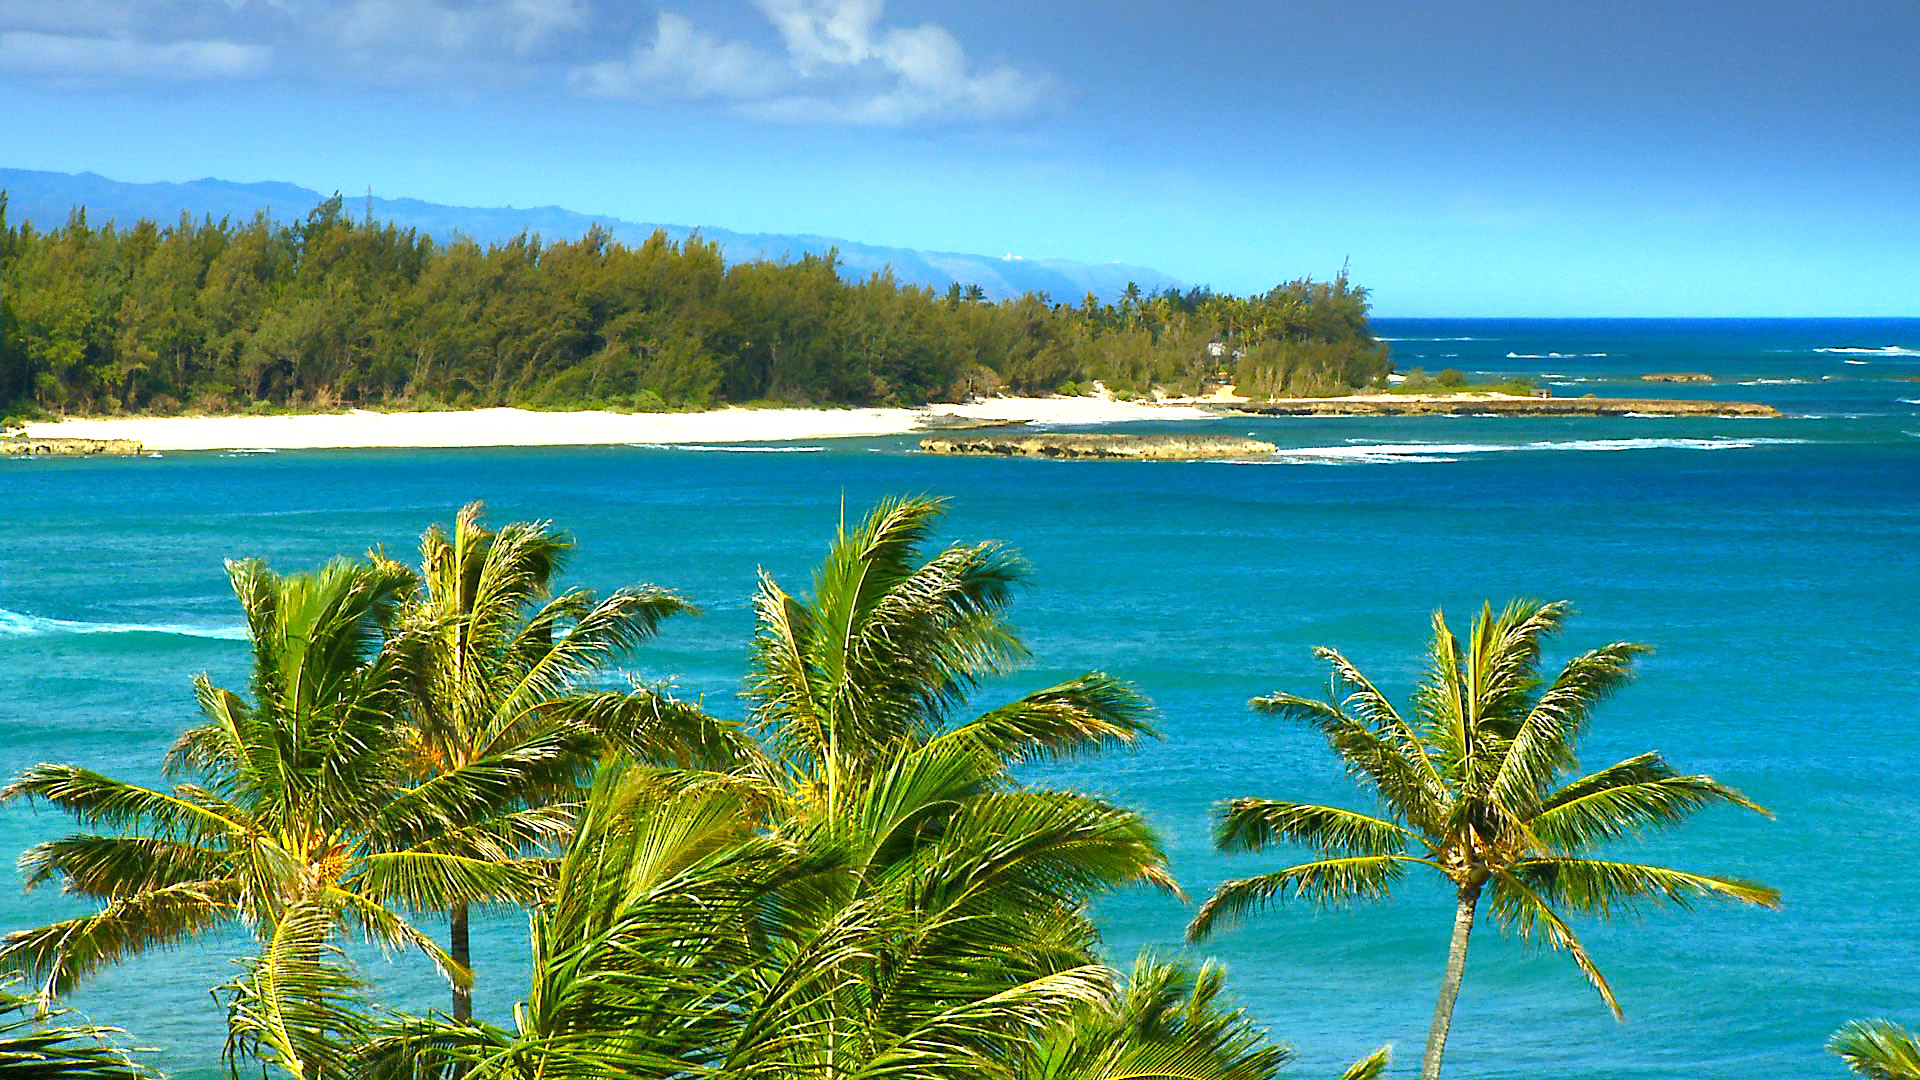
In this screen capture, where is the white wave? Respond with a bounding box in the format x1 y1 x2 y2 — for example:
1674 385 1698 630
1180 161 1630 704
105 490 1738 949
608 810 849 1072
1375 336 1484 342
222 448 278 455
1818 346 1920 356
0 608 248 641
628 444 825 453
1737 378 1810 385
1899 399 1920 406
1272 437 1806 462
1505 352 1609 359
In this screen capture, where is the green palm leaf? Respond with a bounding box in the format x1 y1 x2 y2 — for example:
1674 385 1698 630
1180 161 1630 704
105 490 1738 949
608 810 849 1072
1213 799 1412 859
1831 1020 1920 1080
1188 855 1423 940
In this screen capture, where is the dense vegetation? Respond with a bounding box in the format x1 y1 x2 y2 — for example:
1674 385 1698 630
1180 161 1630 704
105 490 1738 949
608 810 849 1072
0 193 1389 419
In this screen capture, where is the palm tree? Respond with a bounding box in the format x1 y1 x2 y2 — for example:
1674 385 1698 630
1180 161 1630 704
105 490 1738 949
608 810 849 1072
357 496 1297 1080
0 557 544 1079
1187 600 1780 1080
1831 1021 1920 1080
359 759 1182 1080
392 502 742 1020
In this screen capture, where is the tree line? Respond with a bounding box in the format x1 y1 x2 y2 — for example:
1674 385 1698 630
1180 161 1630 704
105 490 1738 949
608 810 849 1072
0 496 1825 1080
0 192 1390 419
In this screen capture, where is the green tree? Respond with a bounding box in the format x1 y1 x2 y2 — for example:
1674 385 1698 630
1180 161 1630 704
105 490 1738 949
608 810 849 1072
1832 1021 1920 1080
0 558 548 1079
356 496 1295 1080
1187 600 1780 1080
391 502 742 1020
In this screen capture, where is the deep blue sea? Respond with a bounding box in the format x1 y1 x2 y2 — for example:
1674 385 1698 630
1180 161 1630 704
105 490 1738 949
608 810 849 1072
3 318 1918 1078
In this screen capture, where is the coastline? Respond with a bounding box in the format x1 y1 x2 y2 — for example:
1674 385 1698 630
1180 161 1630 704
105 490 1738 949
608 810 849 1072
15 398 1217 452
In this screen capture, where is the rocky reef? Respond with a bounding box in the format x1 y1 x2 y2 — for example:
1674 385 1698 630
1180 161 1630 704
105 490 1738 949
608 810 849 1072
913 412 1035 432
1 437 145 457
1641 373 1714 383
919 433 1277 461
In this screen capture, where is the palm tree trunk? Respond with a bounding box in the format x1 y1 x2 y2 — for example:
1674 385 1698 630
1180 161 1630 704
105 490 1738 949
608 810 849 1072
451 901 472 1021
1420 882 1482 1080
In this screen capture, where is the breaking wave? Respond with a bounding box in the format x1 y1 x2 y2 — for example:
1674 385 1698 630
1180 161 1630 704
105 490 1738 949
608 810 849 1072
0 608 248 640
1819 346 1919 357
1249 437 1807 465
629 444 826 453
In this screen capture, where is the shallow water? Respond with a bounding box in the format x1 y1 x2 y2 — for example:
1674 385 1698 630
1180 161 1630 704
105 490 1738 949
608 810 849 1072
3 318 1917 1078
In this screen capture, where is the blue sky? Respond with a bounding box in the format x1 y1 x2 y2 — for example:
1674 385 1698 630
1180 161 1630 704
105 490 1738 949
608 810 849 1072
2 0 1915 315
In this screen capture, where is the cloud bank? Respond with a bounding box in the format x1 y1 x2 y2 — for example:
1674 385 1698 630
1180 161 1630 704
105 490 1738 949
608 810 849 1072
575 0 1049 126
0 0 1049 127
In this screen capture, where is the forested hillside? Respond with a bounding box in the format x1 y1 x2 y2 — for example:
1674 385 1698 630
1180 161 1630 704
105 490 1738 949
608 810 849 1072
0 193 1389 417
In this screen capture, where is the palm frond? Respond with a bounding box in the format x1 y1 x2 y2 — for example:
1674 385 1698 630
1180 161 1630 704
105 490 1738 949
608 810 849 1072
18 836 227 898
0 882 233 997
221 900 370 1080
1 767 243 843
1830 1020 1920 1080
1528 754 1768 852
1486 871 1622 1019
1338 1045 1392 1080
1249 692 1442 833
0 977 150 1079
941 674 1157 766
1022 954 1292 1080
1212 799 1411 859
528 689 758 773
1187 856 1425 941
1488 641 1647 812
350 850 547 913
1506 857 1781 918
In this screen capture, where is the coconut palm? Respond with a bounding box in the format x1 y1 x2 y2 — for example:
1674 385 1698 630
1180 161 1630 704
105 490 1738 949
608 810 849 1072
357 496 1296 1080
0 557 546 1079
1831 1021 1920 1080
1187 600 1781 1080
392 502 744 1020
357 761 1166 1080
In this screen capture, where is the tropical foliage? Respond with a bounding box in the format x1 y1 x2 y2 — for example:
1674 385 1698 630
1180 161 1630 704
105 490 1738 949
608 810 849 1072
390 501 742 1019
353 495 1297 1080
0 557 550 1078
1831 1021 1920 1080
0 193 1387 418
0 977 148 1079
1188 600 1780 1080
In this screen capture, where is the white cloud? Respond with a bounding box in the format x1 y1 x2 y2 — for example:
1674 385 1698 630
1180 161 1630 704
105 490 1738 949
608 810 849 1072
0 29 270 80
0 0 1046 119
332 0 586 56
754 0 883 72
574 0 1050 127
570 12 788 101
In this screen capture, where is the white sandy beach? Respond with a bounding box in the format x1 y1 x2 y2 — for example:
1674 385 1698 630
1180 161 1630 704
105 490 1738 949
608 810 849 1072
17 397 1218 452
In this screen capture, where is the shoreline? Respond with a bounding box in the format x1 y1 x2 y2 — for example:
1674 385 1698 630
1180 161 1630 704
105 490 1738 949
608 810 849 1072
15 399 1216 452
13 391 1781 452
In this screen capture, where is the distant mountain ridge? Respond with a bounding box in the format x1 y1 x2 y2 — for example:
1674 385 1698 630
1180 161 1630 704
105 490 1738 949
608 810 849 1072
0 168 1180 303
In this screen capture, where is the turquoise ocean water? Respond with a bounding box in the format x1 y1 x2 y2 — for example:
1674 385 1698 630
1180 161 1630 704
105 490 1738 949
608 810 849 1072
3 318 1917 1077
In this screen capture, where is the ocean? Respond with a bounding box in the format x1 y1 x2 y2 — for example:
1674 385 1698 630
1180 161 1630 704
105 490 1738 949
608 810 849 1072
3 317 1917 1078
